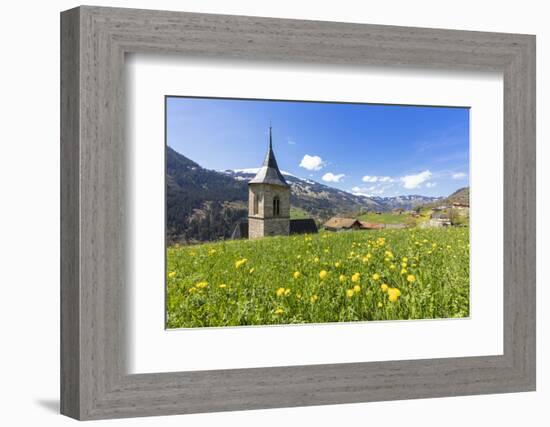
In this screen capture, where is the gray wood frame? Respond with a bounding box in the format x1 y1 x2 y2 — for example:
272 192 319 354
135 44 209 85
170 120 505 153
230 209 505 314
60 5 536 420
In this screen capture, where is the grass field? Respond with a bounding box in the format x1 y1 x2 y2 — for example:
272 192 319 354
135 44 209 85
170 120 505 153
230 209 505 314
166 227 470 328
357 211 410 224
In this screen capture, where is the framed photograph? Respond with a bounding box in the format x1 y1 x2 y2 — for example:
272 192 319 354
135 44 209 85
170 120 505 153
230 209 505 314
61 6 536 420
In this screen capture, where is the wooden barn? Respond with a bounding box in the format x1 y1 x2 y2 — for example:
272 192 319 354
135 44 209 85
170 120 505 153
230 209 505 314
322 217 363 232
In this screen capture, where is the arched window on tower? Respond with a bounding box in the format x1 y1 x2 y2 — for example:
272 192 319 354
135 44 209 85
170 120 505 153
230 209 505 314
252 193 258 215
273 196 280 217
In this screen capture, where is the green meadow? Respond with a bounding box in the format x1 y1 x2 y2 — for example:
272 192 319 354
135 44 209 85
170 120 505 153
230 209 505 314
166 227 470 328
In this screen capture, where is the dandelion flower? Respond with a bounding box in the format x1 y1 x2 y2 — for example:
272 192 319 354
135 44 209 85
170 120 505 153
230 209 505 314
339 274 347 282
274 308 284 315
284 288 291 296
218 284 227 289
293 271 301 279
353 285 361 293
351 273 361 283
235 258 247 268
380 283 389 292
249 268 255 274
388 288 401 302
389 264 396 270
346 289 355 298
334 262 341 268
407 274 416 283
314 257 320 263
196 281 208 289
168 271 176 279
400 268 407 275
372 273 380 281
319 270 328 280
377 302 383 308
402 257 408 262
188 287 197 294
276 287 286 297
310 295 319 303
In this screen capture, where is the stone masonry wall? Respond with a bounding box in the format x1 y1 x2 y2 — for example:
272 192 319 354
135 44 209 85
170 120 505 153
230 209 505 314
248 184 290 238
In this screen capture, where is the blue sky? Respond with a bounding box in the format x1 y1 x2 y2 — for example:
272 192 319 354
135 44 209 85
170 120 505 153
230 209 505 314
166 96 469 197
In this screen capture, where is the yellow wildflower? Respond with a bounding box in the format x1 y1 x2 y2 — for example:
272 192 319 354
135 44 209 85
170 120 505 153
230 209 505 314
168 271 176 279
389 264 396 270
196 281 208 289
351 273 361 283
276 287 286 297
188 287 197 294
310 295 319 303
274 308 284 315
400 268 407 275
353 285 361 293
402 257 408 262
293 271 301 279
249 268 255 274
218 284 227 289
372 273 380 281
339 274 347 282
334 262 341 268
377 302 383 308
319 270 328 280
235 258 247 268
346 289 355 298
407 274 416 283
314 257 320 263
380 283 389 292
388 288 401 302
401 261 407 268
284 288 291 296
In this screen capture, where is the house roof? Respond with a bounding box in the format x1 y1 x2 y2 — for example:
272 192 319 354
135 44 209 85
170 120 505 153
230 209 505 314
323 217 361 229
249 126 290 188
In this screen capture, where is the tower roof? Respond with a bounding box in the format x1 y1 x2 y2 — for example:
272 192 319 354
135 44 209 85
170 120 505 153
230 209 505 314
249 126 290 187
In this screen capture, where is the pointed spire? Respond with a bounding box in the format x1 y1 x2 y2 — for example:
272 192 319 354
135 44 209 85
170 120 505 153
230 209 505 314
249 124 290 187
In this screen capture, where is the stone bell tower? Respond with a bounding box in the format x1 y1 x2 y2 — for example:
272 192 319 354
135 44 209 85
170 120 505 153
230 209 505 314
248 126 290 238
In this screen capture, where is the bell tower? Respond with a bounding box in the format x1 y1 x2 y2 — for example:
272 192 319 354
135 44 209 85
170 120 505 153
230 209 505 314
248 126 290 238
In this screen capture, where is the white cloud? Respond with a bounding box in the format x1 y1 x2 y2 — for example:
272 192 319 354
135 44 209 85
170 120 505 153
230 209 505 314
299 154 325 171
351 183 393 196
322 172 345 183
452 172 467 180
426 182 437 188
362 175 378 183
362 175 394 183
400 170 432 189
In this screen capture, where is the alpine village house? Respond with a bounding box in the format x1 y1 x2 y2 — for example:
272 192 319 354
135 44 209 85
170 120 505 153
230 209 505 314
231 127 318 239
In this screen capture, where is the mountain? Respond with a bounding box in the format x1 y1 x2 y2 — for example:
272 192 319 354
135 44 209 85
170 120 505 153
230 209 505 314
166 147 249 243
166 147 445 243
369 194 443 210
445 187 470 205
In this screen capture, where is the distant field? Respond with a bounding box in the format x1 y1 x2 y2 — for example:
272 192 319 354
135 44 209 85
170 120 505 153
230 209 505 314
357 212 411 224
290 206 311 219
166 227 469 328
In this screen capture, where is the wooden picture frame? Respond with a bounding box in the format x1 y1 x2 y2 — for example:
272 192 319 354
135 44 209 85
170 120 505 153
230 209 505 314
60 5 536 420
